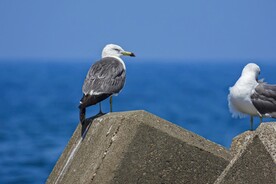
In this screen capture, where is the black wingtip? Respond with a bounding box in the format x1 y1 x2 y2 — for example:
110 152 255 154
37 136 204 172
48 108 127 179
79 108 86 125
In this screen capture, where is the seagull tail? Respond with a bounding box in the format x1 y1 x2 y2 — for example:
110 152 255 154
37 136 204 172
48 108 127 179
78 93 111 124
79 107 86 124
79 95 86 124
79 93 111 108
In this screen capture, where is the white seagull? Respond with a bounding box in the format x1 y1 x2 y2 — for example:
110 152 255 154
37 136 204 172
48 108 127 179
228 63 276 130
79 44 135 123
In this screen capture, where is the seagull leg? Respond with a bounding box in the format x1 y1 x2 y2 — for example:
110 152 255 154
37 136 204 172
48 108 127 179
110 96 113 112
250 116 253 131
259 116 263 125
98 102 103 115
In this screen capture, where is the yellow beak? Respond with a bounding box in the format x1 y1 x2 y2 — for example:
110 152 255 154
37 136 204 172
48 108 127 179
122 51 135 57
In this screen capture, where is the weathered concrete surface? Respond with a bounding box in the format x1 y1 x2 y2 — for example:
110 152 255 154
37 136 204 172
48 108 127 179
230 131 254 156
46 110 231 184
215 123 276 184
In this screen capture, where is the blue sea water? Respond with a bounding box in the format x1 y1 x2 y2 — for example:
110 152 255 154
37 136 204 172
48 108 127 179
0 60 275 183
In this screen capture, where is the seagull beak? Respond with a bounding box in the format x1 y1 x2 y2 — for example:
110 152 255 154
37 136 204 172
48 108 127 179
122 51 135 57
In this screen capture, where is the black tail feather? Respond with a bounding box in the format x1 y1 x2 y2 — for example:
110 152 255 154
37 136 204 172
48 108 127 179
78 93 111 124
79 107 86 124
79 94 111 109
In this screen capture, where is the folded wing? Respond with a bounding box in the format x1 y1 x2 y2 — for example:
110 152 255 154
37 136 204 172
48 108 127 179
80 57 126 108
251 83 276 117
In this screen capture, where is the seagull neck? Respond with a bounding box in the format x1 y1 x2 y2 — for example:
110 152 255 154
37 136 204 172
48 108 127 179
237 74 258 87
103 56 126 70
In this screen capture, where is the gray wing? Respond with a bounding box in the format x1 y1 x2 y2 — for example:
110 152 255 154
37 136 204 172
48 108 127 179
251 82 276 117
82 57 126 95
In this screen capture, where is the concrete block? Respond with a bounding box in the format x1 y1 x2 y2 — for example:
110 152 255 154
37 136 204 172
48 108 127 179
215 123 276 184
47 110 231 184
230 131 254 156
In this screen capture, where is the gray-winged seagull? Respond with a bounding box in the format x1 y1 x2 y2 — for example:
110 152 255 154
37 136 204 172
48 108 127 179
79 44 135 123
228 63 276 130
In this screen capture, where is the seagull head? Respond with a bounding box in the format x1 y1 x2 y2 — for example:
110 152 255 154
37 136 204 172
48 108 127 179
102 44 135 58
242 63 261 80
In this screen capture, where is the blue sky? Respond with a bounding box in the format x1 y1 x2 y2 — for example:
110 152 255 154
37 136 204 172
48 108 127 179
0 0 276 60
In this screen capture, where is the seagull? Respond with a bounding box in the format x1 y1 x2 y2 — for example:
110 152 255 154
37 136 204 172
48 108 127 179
79 44 135 123
228 63 276 130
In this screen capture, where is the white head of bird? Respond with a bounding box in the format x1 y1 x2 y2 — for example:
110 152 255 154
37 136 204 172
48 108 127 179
102 44 135 58
241 63 261 81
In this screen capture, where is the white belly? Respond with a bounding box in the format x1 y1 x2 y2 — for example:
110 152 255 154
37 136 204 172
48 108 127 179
229 95 259 116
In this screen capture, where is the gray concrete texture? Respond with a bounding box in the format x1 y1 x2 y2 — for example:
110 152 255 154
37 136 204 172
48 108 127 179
46 110 232 184
230 131 254 156
215 123 276 184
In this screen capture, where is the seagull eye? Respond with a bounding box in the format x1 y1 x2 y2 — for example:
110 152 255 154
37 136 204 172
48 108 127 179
114 48 120 52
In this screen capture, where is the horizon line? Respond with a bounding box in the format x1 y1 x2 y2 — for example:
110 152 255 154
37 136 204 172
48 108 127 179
0 57 275 63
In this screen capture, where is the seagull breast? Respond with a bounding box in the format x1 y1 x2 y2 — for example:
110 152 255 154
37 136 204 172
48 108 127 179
228 74 260 117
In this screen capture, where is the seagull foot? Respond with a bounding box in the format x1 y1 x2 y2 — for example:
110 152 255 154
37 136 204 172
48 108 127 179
96 111 106 116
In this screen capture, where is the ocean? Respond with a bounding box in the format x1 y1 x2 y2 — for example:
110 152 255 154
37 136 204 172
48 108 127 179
0 60 275 183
